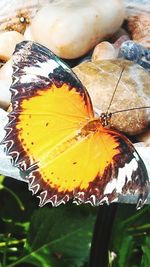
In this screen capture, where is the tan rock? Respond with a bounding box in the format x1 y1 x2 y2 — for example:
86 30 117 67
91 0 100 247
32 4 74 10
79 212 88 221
127 13 150 49
73 59 150 135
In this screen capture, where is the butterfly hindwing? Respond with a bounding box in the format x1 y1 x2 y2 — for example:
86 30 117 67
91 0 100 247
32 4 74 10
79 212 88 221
3 41 149 208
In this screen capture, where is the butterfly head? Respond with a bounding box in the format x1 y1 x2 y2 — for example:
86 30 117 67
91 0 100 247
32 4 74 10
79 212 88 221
100 112 112 127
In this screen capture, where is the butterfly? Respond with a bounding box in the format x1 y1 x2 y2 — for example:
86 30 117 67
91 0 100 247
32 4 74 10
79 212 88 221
3 41 149 208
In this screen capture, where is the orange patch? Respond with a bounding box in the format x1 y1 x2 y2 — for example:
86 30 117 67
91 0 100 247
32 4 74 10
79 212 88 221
16 83 94 162
16 84 119 192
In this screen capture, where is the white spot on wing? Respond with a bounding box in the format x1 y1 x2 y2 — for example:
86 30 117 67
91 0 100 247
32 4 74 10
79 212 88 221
23 59 60 79
103 157 139 196
20 74 42 83
104 178 117 194
116 158 138 193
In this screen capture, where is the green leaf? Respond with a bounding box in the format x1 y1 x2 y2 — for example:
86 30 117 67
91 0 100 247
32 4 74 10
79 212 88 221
141 237 150 267
8 205 96 267
0 175 5 189
117 235 134 267
110 205 150 267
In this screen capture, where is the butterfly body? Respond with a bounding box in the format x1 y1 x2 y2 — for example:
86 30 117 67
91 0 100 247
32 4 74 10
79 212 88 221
3 41 149 208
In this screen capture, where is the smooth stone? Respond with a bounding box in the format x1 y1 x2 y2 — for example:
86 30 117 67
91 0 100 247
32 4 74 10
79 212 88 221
92 41 117 62
73 59 150 135
119 41 144 61
113 35 130 49
0 59 12 110
119 41 150 72
0 59 13 84
0 31 24 61
0 80 11 110
24 26 34 41
30 0 125 59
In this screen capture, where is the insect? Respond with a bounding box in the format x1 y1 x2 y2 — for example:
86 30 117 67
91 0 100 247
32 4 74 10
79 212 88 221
3 41 149 208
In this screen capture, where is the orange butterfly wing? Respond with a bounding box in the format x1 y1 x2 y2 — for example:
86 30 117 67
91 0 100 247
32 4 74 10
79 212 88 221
4 41 148 208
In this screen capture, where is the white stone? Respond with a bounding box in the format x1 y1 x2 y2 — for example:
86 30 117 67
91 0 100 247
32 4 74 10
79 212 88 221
0 80 11 109
24 26 34 41
30 0 125 59
0 59 13 84
92 41 117 62
0 31 24 61
0 59 12 110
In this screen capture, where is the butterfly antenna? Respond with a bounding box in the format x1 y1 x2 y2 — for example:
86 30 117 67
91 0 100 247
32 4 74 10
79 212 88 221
106 67 150 116
106 67 125 116
111 106 150 115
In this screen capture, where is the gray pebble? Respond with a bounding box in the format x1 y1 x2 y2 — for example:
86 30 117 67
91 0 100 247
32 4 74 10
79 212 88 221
119 40 150 71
